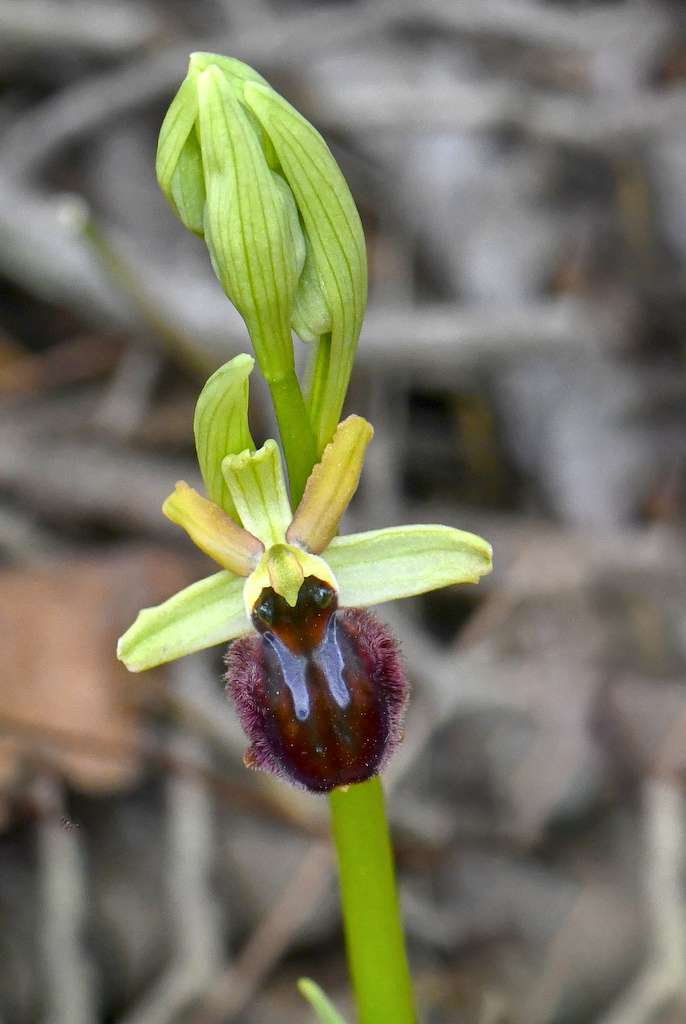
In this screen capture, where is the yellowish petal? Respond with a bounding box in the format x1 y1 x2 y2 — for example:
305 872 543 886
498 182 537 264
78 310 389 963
286 416 373 554
163 481 263 575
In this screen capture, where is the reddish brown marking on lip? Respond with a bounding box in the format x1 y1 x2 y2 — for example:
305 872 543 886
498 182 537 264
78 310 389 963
225 577 409 792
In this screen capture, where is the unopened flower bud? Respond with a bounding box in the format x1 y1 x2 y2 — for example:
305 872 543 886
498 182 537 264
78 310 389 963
156 52 367 451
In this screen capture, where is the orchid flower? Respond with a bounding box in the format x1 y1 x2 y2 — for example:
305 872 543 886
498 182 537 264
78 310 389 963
117 356 492 792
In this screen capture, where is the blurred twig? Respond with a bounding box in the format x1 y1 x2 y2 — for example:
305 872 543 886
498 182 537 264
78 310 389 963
596 779 686 1024
34 776 97 1024
92 345 163 440
0 0 161 55
116 698 221 1024
186 842 335 1024
319 80 686 145
395 0 672 53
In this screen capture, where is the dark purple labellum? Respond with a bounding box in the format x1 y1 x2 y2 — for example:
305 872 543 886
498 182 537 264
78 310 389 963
225 576 408 793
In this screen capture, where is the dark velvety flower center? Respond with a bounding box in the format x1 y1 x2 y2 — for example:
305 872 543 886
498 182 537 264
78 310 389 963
226 577 408 792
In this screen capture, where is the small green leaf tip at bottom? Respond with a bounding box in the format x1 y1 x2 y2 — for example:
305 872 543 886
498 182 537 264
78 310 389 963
298 978 349 1024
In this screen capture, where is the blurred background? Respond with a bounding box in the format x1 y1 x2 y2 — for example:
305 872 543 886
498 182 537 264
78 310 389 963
1 0 686 1022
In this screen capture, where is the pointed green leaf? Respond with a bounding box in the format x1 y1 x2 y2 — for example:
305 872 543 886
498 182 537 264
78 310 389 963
325 525 493 607
117 571 248 672
222 440 292 547
194 354 255 520
244 82 367 452
297 979 349 1024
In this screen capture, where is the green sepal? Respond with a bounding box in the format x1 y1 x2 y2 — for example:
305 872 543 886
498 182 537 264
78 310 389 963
325 525 493 607
222 440 292 548
297 979 349 1024
189 52 270 92
169 130 205 238
244 82 367 452
156 72 205 236
116 571 248 672
193 354 255 520
197 66 302 381
271 170 306 276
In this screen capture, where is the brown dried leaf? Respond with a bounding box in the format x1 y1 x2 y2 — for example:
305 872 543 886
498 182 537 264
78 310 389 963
0 548 198 817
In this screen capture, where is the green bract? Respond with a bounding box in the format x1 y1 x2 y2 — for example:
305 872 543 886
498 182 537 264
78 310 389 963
117 357 492 673
156 53 367 457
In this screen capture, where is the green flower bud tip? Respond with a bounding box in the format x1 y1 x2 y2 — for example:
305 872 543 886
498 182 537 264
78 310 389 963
156 53 368 451
117 358 493 792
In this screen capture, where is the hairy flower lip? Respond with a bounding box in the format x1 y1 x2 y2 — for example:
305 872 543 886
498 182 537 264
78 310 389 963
226 598 409 793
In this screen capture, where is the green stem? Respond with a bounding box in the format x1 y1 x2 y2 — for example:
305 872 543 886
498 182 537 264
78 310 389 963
329 777 416 1024
265 368 317 508
306 331 332 455
267 353 415 1024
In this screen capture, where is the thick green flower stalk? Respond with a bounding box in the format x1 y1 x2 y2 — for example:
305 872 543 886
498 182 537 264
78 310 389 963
156 53 367 500
121 54 493 1024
